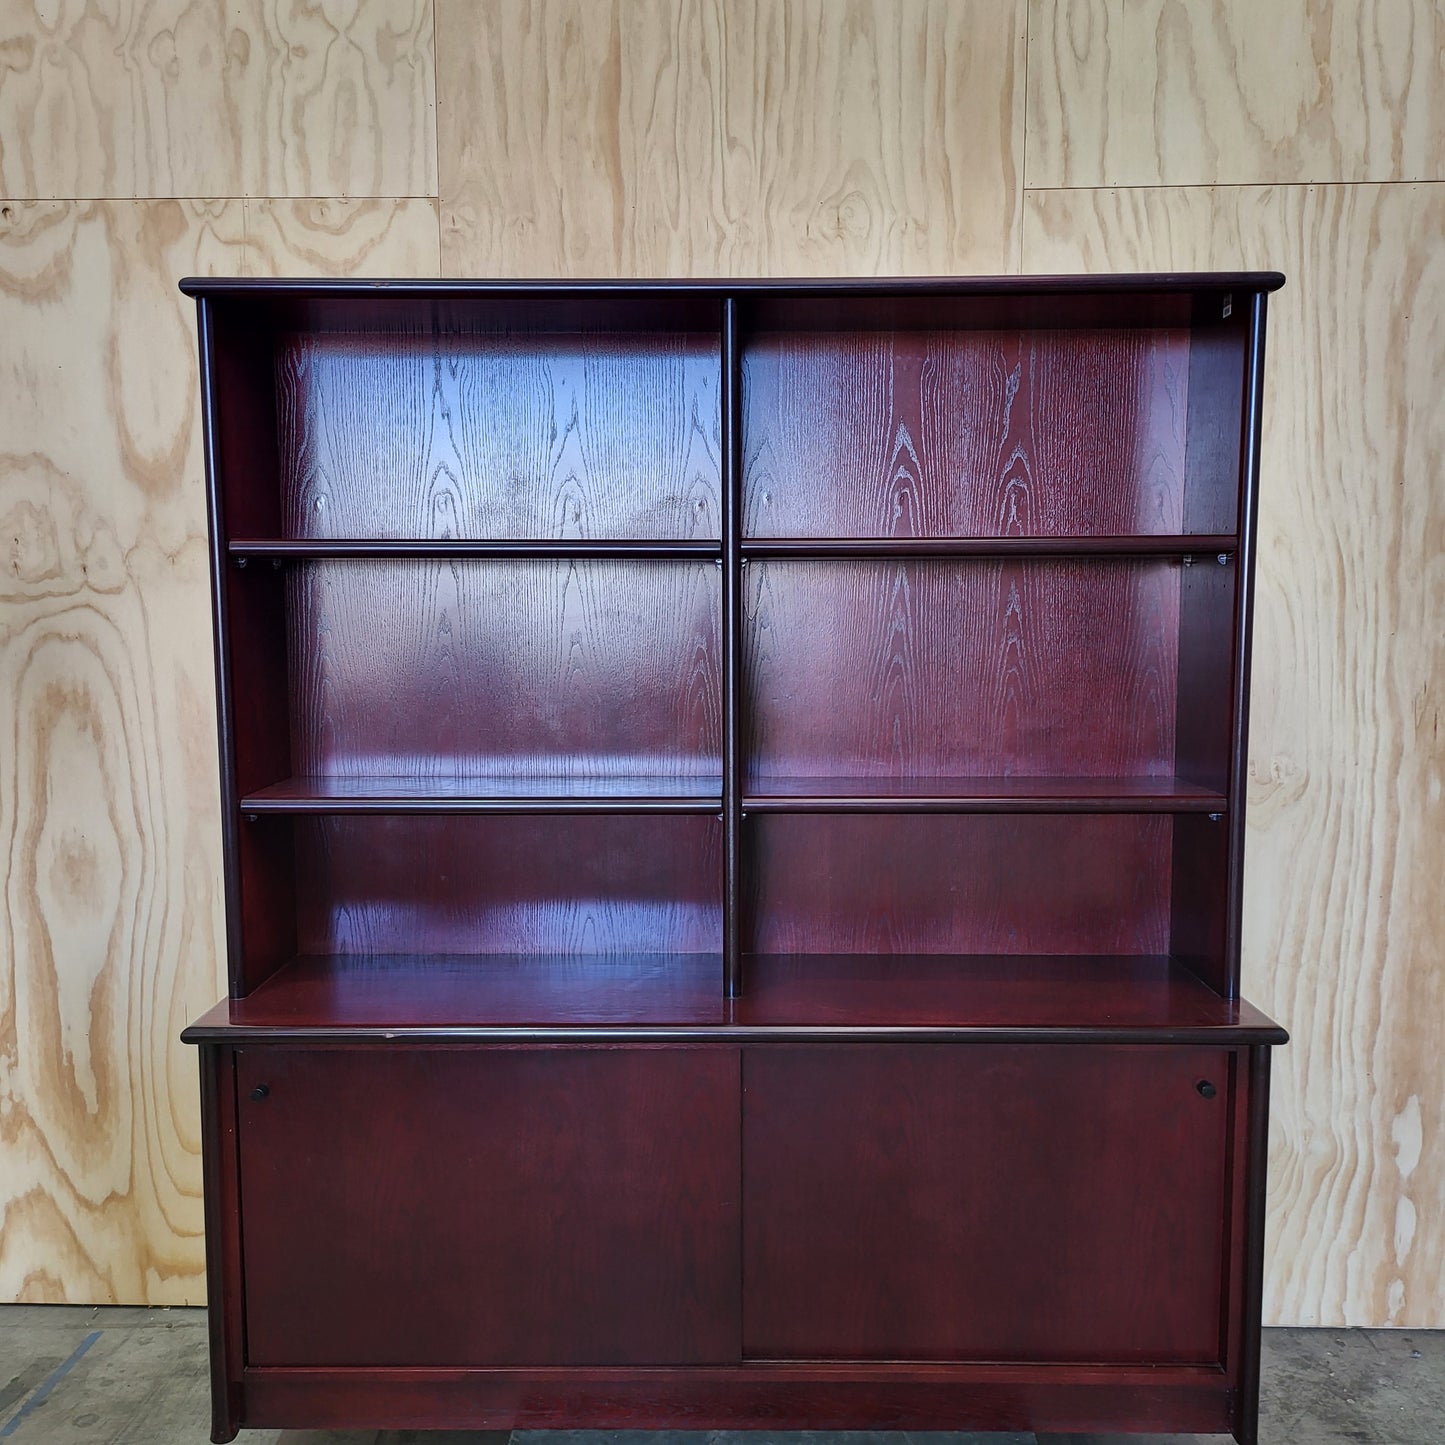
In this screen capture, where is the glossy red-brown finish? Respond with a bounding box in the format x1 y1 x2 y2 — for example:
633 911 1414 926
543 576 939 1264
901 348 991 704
186 274 1286 1445
276 329 722 542
240 1364 1234 1433
240 1363 1235 1434
744 773 1226 811
243 771 723 811
180 952 1286 1041
289 559 721 782
1236 1044 1276 1445
238 1047 740 1366
1181 298 1250 535
745 559 1201 783
743 1044 1231 1362
748 812 1174 955
743 328 1193 539
290 813 721 955
196 1046 243 1443
742 533 1236 557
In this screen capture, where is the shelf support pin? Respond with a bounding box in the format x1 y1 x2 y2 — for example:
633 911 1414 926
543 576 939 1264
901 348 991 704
1208 812 1224 823
236 556 248 569
1181 554 1194 567
1216 553 1230 566
245 813 258 824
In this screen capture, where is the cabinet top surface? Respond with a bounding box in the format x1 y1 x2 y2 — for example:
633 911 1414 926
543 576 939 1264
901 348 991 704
179 271 1286 300
183 954 1289 1046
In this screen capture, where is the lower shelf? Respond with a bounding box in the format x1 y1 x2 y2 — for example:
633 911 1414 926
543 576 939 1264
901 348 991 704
182 952 1286 1043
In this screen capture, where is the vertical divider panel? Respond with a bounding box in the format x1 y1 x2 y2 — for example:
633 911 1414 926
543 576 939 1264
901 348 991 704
722 299 744 998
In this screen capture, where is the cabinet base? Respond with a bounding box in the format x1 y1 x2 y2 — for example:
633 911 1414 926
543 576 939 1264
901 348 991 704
221 1365 1248 1443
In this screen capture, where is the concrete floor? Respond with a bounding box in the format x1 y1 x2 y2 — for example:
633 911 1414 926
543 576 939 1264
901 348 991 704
1 1309 1442 1444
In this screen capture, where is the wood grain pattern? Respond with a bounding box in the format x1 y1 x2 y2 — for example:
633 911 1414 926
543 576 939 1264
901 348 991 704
715 0 1025 276
1026 0 1445 188
288 560 721 780
436 0 1024 277
1022 182 1445 1327
241 199 440 276
278 328 721 540
436 0 727 278
0 199 236 1308
742 328 1192 537
745 559 1183 782
0 0 436 199
748 813 1174 956
743 1044 1231 1361
0 197 438 1306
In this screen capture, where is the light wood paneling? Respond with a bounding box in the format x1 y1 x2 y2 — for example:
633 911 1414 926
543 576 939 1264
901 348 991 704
437 0 727 277
0 197 436 1304
436 0 1024 277
1024 182 1445 1328
0 0 436 200
1 0 1436 1332
242 198 440 276
1026 0 1445 189
716 0 1024 275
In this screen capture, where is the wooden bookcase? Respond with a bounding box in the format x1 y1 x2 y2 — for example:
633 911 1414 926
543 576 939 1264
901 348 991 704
181 275 1288 1443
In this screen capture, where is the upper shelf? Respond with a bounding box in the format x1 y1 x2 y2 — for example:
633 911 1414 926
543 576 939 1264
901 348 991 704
230 538 721 561
242 774 725 815
240 774 1222 817
228 536 1235 561
743 776 1227 814
741 536 1236 559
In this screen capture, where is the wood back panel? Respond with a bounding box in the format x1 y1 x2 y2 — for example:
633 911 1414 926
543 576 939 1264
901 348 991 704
276 329 722 541
742 328 1192 538
746 558 1185 781
291 814 722 956
748 813 1173 955
289 560 721 780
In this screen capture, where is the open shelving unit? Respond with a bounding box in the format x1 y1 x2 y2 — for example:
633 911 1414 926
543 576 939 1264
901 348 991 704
182 274 1286 1445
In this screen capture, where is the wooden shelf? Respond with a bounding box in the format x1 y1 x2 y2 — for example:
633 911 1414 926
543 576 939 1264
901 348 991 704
742 776 1227 814
741 535 1237 559
183 952 1285 1044
241 774 724 815
230 538 721 561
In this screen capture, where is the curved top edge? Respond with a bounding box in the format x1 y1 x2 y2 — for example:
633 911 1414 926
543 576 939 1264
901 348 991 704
178 271 1286 298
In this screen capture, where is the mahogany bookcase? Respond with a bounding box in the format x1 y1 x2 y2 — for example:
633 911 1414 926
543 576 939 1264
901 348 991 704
181 274 1288 1444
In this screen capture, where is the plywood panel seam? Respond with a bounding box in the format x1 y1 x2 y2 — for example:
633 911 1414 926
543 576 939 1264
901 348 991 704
1023 179 1445 196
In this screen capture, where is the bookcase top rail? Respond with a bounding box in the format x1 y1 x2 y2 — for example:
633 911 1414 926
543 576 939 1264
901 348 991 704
181 272 1286 299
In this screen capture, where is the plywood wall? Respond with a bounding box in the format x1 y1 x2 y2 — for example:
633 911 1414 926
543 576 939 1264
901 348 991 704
0 0 1439 1327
